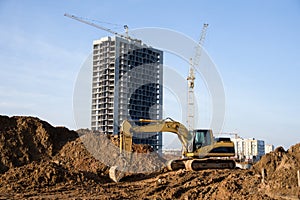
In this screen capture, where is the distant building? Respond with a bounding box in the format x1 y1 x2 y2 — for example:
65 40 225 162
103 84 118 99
244 138 265 161
265 144 274 154
231 136 245 159
231 137 266 162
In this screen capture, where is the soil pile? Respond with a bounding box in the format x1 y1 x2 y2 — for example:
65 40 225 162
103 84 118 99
1 115 300 199
0 161 81 192
0 115 78 174
69 130 165 175
253 144 300 197
121 169 264 200
0 115 165 193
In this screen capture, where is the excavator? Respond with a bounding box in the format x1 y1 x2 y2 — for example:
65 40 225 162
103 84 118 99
109 118 236 182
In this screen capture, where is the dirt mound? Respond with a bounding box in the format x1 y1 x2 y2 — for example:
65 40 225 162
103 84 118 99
0 115 78 174
57 131 165 176
134 169 266 200
53 136 110 176
0 161 77 192
253 145 300 197
288 143 300 161
2 115 300 199
0 160 112 194
0 116 165 191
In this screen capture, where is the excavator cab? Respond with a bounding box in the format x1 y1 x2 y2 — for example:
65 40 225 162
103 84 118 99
192 129 212 151
186 128 235 159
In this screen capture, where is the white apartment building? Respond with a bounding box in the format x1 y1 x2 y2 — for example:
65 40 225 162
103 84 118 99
231 137 265 162
244 138 265 161
231 136 245 159
265 144 274 154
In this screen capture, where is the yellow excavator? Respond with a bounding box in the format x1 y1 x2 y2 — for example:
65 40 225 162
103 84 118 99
109 118 235 182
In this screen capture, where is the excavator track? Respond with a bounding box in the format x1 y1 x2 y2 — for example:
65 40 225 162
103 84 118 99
166 158 235 171
184 159 236 171
166 159 186 171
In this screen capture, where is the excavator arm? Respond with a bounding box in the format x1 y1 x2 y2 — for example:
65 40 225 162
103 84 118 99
110 118 192 182
120 118 192 154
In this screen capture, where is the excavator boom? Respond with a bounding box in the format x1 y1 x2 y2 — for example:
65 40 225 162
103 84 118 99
120 118 192 154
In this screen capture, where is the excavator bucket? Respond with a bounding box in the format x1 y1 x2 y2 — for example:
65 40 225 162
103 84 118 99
109 166 125 183
109 121 133 183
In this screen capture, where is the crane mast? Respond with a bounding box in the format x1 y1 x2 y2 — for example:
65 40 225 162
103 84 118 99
187 23 208 131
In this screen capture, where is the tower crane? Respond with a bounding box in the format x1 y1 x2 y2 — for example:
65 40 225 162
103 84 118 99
187 23 209 131
64 13 141 43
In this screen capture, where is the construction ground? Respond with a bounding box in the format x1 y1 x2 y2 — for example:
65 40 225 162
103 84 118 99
0 115 300 199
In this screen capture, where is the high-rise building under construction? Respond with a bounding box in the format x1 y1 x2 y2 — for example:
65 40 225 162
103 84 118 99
91 36 163 152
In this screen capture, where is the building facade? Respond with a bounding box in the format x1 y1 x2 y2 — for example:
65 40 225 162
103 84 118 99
244 138 265 161
231 136 245 159
265 144 274 154
91 36 163 152
231 137 265 162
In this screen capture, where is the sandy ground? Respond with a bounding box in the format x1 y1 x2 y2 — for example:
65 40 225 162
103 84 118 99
0 115 299 199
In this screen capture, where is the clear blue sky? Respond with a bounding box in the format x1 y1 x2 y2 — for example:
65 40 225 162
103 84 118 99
0 0 299 149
